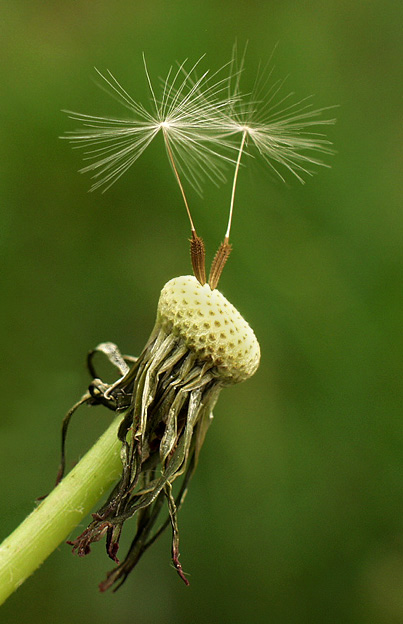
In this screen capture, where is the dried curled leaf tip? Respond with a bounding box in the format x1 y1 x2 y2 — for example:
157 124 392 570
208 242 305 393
60 275 260 591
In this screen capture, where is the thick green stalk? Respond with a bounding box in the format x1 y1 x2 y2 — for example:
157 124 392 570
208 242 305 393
0 414 123 605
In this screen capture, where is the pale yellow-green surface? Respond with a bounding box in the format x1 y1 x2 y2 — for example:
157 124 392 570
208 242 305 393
158 275 261 383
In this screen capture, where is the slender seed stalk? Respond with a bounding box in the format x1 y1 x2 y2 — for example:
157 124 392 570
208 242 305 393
162 129 196 233
162 129 207 285
208 130 246 289
0 414 125 605
225 129 247 241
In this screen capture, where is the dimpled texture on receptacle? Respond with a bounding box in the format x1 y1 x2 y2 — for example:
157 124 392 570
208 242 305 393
157 275 260 384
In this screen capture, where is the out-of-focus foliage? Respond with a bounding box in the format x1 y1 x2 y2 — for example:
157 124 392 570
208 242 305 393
0 2 401 623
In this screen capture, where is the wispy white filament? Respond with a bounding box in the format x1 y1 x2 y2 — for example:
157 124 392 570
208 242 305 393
62 57 237 193
221 44 337 185
62 49 336 203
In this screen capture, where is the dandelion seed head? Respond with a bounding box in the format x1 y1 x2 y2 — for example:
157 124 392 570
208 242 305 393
57 48 337 588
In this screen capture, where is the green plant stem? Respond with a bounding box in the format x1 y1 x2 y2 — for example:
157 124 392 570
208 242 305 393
0 414 124 605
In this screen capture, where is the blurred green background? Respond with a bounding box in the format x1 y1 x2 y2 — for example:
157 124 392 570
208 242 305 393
1 1 402 623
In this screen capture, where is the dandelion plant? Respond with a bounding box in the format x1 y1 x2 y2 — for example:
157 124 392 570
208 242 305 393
0 48 335 603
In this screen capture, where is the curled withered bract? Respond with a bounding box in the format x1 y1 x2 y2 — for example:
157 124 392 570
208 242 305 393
61 275 260 590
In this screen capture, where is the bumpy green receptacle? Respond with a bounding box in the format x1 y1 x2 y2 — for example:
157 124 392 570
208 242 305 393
157 275 260 384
